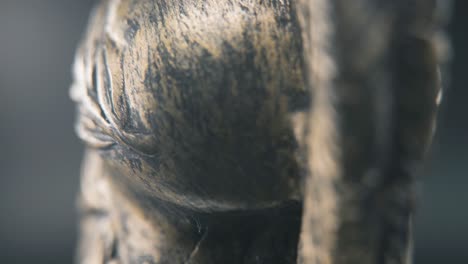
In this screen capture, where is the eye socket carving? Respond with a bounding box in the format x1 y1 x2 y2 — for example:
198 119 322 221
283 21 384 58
72 42 160 156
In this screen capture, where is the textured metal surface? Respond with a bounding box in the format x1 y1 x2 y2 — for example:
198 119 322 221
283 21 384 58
296 0 447 263
71 0 447 263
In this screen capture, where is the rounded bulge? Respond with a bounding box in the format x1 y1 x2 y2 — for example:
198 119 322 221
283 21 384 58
72 0 308 212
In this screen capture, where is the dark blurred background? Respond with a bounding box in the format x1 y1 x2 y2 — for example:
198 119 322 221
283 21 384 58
0 0 466 263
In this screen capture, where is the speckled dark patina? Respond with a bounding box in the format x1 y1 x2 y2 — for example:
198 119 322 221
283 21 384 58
71 0 448 263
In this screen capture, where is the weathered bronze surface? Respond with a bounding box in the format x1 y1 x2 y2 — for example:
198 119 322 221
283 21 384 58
71 0 448 263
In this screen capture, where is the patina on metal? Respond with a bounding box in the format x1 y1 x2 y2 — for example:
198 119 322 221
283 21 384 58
71 0 448 263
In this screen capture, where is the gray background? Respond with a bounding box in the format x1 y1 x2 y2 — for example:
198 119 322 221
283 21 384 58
0 0 466 263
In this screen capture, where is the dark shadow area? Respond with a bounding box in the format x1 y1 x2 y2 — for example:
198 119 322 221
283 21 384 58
413 0 468 263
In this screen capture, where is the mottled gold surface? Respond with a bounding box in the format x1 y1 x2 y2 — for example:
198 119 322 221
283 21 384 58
71 0 448 263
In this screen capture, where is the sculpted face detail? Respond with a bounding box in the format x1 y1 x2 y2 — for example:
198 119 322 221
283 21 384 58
72 0 445 263
72 0 307 211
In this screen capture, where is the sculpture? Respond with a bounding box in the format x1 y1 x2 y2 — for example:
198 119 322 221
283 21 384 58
71 0 448 263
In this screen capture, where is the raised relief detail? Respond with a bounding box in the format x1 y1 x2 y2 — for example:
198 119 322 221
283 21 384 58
72 0 448 263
